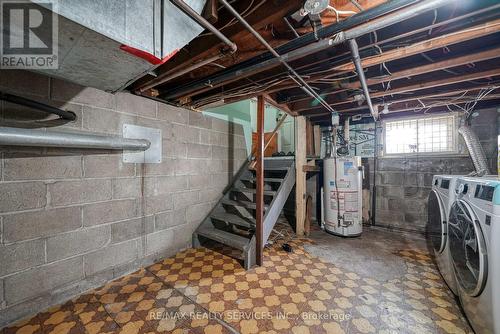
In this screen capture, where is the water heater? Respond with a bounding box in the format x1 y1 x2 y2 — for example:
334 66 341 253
323 156 363 237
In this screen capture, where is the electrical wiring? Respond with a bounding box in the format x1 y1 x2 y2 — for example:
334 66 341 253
410 86 500 116
173 4 500 110
197 0 265 38
182 10 500 111
428 9 438 35
192 77 290 108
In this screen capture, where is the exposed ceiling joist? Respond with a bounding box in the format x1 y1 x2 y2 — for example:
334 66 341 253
293 68 500 113
309 94 500 122
287 47 500 105
336 18 500 72
305 85 499 114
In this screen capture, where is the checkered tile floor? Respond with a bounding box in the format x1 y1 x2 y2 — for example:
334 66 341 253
2 224 472 334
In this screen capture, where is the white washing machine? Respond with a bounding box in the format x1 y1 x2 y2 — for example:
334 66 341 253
428 175 460 295
448 177 500 334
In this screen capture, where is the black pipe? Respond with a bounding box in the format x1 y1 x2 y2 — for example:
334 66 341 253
0 92 76 121
162 0 421 100
163 0 459 101
218 0 335 113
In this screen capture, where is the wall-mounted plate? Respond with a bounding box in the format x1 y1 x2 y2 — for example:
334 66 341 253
123 124 162 163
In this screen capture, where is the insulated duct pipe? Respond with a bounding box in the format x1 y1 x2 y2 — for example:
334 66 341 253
0 127 150 151
458 125 491 176
348 38 377 120
218 0 336 113
137 0 237 93
163 0 454 101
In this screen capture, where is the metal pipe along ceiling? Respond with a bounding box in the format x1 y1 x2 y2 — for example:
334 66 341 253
218 0 336 113
0 127 151 151
138 0 238 93
162 0 455 101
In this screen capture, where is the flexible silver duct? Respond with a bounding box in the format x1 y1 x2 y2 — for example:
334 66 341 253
458 126 491 176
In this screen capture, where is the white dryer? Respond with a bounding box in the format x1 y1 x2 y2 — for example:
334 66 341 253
428 175 459 295
448 177 500 334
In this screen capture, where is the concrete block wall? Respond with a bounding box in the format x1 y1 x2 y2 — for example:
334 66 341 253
369 108 498 233
0 70 248 327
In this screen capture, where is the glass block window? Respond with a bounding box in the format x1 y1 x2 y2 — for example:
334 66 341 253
384 115 456 155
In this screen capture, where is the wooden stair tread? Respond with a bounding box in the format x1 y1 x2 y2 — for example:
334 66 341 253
240 177 283 183
211 212 256 228
232 187 276 196
197 225 250 251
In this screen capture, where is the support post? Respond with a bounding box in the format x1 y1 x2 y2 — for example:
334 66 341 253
313 125 321 156
256 95 265 266
295 116 307 237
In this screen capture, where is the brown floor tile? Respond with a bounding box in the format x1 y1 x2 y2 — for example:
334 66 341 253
2 223 472 334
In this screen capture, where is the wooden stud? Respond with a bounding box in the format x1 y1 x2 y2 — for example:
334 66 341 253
295 116 307 237
313 125 321 157
306 119 315 157
256 95 265 266
203 0 218 23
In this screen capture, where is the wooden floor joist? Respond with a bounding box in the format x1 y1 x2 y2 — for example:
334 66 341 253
337 18 500 72
284 19 500 110
309 93 500 122
288 47 500 107
325 85 500 114
297 67 500 114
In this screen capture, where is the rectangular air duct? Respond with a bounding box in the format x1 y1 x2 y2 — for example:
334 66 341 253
32 0 206 92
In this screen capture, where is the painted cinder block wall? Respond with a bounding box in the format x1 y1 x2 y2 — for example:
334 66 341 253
368 108 499 233
0 70 248 327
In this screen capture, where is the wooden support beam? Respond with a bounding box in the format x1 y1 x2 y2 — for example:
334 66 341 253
290 47 500 106
132 0 303 91
203 0 218 23
279 20 500 106
303 165 321 172
249 112 288 170
295 116 307 237
298 68 500 115
308 92 500 121
306 119 315 157
327 84 499 114
339 18 500 72
255 95 265 266
263 93 295 116
313 125 321 157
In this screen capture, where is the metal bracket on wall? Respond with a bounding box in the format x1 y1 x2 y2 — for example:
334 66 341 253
123 124 162 163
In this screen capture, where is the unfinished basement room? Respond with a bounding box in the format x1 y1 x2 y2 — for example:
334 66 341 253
1 0 500 333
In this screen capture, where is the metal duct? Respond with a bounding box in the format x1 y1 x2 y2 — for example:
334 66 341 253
458 125 491 176
0 127 150 151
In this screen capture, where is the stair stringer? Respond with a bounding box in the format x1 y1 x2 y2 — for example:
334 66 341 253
263 162 296 243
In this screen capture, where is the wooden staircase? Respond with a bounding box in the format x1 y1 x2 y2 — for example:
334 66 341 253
193 158 295 269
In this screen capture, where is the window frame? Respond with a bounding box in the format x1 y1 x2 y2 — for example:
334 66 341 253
382 113 460 157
